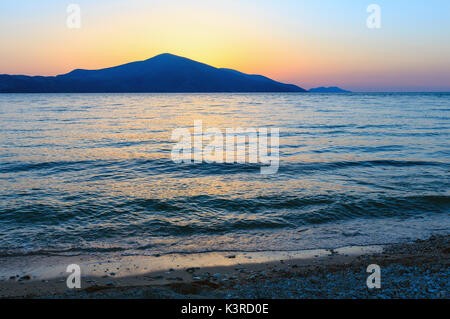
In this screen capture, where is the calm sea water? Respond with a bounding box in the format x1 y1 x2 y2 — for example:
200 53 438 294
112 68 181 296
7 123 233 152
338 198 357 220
0 93 449 257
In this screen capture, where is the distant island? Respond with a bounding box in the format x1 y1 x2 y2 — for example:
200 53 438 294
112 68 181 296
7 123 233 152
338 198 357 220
309 86 351 93
0 53 307 93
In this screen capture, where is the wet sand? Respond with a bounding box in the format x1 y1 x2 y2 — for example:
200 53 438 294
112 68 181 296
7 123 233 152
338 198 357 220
0 235 448 298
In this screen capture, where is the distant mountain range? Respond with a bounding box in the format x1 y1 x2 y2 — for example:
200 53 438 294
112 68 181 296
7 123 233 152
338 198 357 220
0 53 307 93
309 86 351 93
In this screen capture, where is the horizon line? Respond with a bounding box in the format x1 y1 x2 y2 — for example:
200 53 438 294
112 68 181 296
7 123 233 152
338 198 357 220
1 52 449 93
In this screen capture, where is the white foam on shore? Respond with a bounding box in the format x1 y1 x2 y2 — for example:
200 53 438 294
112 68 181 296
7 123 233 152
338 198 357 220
0 213 447 282
0 245 384 281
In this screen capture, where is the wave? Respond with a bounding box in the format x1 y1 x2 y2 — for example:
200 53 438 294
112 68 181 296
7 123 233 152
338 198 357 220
1 193 448 236
1 158 448 175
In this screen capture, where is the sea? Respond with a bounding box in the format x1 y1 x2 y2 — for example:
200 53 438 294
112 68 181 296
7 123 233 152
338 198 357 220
0 93 449 258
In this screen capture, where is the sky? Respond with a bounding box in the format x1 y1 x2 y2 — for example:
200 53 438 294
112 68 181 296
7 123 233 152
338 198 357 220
0 0 449 91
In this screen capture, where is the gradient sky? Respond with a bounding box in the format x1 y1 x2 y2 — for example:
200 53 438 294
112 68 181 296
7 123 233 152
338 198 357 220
1 0 449 91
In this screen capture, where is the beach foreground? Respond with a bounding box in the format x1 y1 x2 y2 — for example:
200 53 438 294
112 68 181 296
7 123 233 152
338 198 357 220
1 235 448 299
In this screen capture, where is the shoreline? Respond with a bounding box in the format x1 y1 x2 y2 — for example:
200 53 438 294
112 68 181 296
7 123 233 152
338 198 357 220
0 234 448 298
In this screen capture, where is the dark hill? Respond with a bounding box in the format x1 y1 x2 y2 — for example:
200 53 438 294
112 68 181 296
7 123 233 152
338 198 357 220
309 86 351 93
0 53 306 93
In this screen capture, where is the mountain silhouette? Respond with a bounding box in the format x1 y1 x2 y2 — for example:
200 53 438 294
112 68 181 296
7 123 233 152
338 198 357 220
0 53 306 93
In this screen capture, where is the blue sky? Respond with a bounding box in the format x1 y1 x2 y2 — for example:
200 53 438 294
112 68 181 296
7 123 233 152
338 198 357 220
1 0 449 91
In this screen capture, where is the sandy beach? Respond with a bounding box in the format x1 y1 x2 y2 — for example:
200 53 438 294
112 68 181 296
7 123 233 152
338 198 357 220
1 235 448 299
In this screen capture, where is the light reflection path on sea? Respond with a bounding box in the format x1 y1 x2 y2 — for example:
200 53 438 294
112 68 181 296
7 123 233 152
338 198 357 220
0 93 448 258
